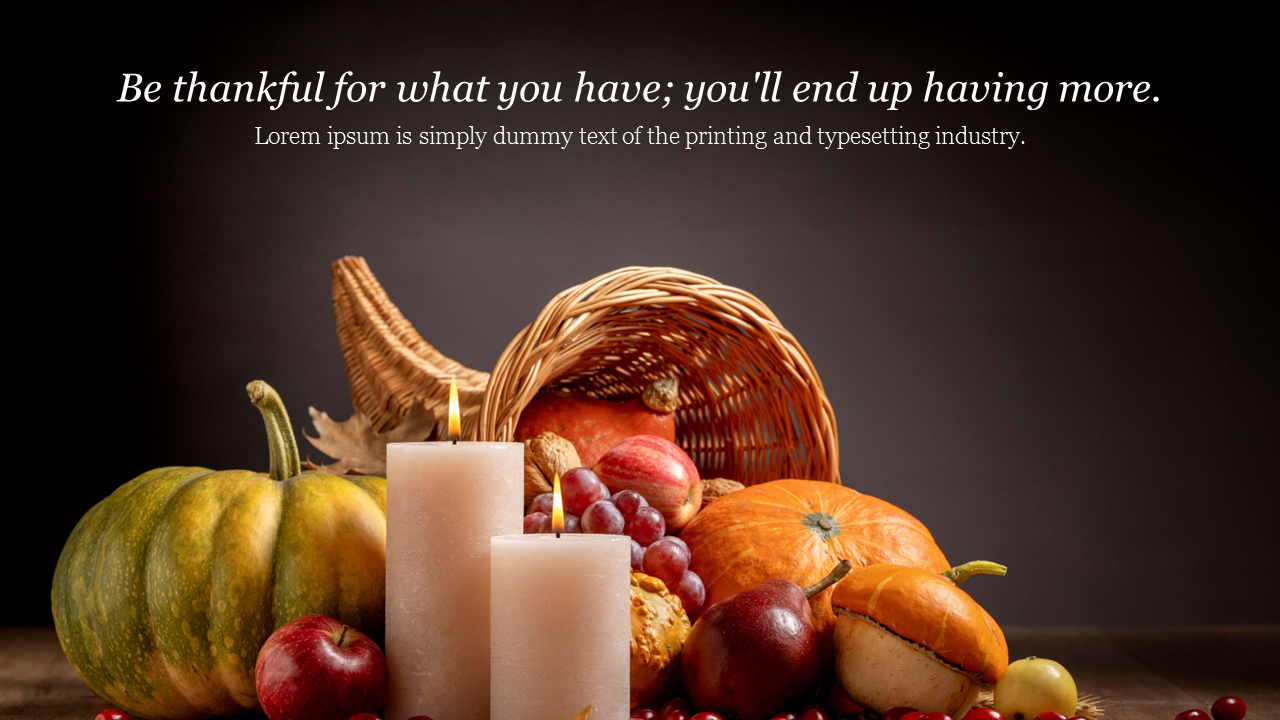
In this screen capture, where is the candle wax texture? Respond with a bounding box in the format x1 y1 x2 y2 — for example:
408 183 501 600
386 442 523 720
491 534 631 720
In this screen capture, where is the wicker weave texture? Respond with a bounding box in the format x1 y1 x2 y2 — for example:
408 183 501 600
479 267 840 485
331 256 489 438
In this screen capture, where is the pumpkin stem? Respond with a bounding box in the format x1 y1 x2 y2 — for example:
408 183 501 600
942 560 1007 585
246 380 302 482
804 559 853 599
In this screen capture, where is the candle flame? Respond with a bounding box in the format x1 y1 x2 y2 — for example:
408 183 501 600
551 472 564 535
448 376 461 441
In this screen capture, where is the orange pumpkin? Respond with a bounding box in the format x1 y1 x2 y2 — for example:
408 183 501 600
515 393 675 469
681 480 949 647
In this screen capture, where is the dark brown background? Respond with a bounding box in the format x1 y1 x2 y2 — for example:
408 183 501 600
11 4 1275 628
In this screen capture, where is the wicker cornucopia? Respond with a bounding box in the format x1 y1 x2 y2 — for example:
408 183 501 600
308 258 839 486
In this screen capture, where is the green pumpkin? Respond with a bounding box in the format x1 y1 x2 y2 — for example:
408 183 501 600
52 381 387 720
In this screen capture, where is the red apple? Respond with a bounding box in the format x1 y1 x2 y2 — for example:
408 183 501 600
594 435 701 532
255 614 388 720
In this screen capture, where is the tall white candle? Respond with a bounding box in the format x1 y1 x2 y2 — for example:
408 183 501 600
490 534 631 720
386 442 523 720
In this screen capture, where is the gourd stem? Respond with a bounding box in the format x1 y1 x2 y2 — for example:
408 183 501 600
942 560 1007 585
246 380 302 482
804 559 853 599
642 377 680 413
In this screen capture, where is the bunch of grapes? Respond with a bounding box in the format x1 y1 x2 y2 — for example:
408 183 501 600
523 467 706 618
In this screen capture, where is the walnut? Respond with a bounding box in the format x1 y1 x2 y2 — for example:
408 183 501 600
700 477 745 508
524 431 581 509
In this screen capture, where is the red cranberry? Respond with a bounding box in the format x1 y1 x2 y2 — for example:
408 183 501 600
801 705 835 720
1176 712 1210 720
885 709 919 720
963 711 1003 720
348 715 383 720
95 712 128 720
632 710 658 720
771 714 800 720
1212 697 1247 720
921 714 953 720
659 698 692 719
664 712 690 720
691 713 724 720
1034 714 1067 720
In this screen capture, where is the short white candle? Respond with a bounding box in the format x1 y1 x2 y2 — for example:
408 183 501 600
386 442 523 720
490 534 631 720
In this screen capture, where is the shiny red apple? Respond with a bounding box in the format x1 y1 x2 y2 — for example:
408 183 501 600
255 614 388 720
593 435 701 531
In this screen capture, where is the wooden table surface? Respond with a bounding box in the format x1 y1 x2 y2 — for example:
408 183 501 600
2 626 1276 720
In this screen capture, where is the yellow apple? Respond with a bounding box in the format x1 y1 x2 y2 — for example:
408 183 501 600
993 657 1077 720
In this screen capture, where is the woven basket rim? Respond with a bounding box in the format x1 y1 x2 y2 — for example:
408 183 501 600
477 265 839 486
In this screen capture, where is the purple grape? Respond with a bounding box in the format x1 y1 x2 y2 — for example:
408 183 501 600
673 570 706 619
612 489 649 518
642 537 691 587
523 512 548 534
625 506 666 547
539 513 582 534
529 493 554 515
630 539 645 571
562 467 609 515
582 500 625 534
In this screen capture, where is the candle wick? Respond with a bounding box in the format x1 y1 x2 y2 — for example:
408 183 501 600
452 437 458 445
556 531 561 539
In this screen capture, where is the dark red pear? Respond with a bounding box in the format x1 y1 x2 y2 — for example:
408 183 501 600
681 561 853 720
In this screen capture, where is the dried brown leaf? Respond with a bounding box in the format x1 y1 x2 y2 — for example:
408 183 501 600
304 403 435 475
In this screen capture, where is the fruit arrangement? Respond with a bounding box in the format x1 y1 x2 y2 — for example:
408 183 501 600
65 265 1259 720
523 439 709 620
681 479 950 660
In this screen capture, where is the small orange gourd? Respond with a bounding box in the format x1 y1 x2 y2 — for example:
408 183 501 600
629 572 690 709
833 562 1009 685
830 561 1009 716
